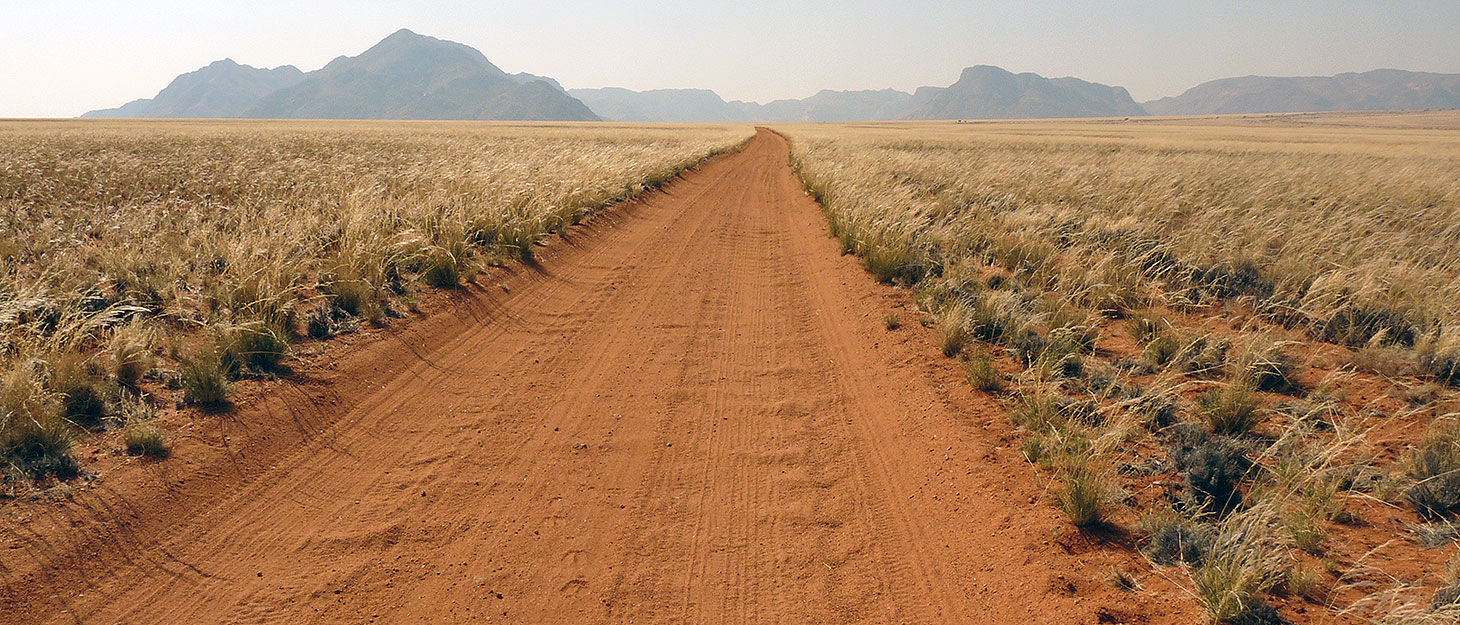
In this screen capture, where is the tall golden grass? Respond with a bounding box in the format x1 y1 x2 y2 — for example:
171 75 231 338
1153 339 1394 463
785 115 1460 371
0 119 750 480
782 112 1460 623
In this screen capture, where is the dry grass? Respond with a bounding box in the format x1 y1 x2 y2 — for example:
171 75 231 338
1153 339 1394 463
0 119 750 478
784 114 1460 357
781 112 1460 624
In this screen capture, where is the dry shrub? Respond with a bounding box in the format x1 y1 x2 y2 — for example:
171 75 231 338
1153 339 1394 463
1406 420 1460 518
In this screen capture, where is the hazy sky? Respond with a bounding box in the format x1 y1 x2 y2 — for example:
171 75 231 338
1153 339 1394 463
4 0 1459 117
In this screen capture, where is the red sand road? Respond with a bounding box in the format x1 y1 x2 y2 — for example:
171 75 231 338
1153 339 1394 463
0 129 1202 624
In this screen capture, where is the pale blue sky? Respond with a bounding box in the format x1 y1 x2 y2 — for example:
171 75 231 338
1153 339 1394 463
4 0 1459 117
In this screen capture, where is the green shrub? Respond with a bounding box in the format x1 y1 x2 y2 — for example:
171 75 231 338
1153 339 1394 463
1140 511 1214 566
882 313 901 330
1169 426 1252 514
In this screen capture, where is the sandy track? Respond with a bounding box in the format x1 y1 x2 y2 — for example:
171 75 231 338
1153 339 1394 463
0 129 1200 624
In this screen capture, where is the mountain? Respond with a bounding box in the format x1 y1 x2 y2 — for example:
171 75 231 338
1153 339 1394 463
244 29 597 120
84 29 597 121
569 87 922 122
766 89 916 122
568 88 739 122
511 72 567 93
83 59 304 118
1144 69 1460 115
573 67 1141 122
904 65 1145 120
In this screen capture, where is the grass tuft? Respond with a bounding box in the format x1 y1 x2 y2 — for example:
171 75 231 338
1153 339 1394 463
0 416 79 480
122 423 169 458
1406 420 1460 518
181 351 231 409
1198 384 1263 436
53 357 111 430
1057 465 1112 528
220 321 290 375
964 351 1004 393
937 303 970 357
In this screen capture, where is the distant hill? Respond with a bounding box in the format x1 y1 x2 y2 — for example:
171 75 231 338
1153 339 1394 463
569 88 739 122
83 59 304 118
1144 69 1460 115
573 67 1141 122
767 89 916 122
569 87 918 122
89 37 1457 123
245 29 596 120
84 29 597 121
904 65 1145 120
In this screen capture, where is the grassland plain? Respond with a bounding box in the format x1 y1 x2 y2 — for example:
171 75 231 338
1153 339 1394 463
0 119 751 484
1 127 1209 625
782 112 1460 624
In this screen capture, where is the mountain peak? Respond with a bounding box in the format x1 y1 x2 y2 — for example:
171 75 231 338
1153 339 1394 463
385 28 422 41
244 30 596 120
910 66 1145 119
83 29 597 121
960 65 1013 79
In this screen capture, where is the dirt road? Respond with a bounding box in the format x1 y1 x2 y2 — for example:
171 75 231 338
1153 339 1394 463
0 129 1199 624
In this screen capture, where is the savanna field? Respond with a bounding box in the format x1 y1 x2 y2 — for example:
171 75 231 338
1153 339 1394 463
3 113 1460 624
782 112 1460 623
0 119 750 473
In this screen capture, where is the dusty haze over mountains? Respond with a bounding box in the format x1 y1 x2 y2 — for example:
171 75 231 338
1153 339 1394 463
8 1 1460 118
